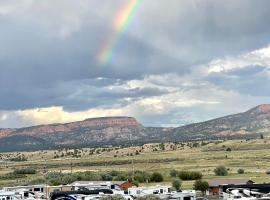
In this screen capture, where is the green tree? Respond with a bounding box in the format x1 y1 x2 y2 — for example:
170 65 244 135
214 166 228 176
194 180 209 195
172 178 182 191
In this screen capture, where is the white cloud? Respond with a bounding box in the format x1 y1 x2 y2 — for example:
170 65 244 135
0 0 33 15
208 45 270 73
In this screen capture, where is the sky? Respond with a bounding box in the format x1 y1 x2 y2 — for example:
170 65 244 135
0 0 270 128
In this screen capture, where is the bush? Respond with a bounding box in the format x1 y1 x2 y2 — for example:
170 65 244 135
172 178 182 191
14 168 36 174
0 173 26 180
150 172 163 182
100 195 125 200
132 180 139 187
137 195 160 200
237 168 245 174
9 155 27 162
134 171 151 183
214 166 228 176
170 169 178 177
109 170 120 176
178 171 202 180
28 178 46 185
61 175 77 185
194 180 209 195
101 173 113 181
226 147 232 151
113 174 132 182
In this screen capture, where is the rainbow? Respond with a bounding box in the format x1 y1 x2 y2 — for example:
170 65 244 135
97 0 142 66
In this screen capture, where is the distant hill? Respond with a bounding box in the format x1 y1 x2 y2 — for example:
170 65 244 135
171 104 270 139
0 105 270 151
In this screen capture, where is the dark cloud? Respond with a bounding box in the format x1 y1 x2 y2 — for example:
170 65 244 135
207 65 270 96
0 0 270 127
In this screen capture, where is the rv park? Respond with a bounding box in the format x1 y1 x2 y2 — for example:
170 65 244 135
1 139 270 199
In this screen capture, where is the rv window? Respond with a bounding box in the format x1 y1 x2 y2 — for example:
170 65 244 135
34 188 41 192
24 192 29 198
6 197 10 200
160 189 164 194
153 191 159 194
111 185 115 189
184 197 191 200
41 188 44 192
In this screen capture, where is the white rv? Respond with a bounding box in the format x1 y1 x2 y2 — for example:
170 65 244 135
0 190 36 200
128 185 171 197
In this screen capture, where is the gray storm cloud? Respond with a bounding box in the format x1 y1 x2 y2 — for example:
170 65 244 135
0 0 270 127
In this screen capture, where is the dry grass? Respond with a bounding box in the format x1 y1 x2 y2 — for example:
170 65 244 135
1 138 270 188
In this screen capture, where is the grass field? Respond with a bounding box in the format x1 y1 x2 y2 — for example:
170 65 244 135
1 138 270 189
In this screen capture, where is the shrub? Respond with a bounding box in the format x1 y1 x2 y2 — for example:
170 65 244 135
226 147 232 151
134 171 151 183
237 168 245 174
170 169 178 177
132 180 139 187
100 195 125 200
113 174 132 182
178 171 202 180
214 166 228 176
61 175 77 185
101 173 113 181
14 168 36 174
137 195 160 200
172 178 182 191
9 155 27 162
150 172 163 182
0 173 26 180
109 170 120 176
28 178 46 185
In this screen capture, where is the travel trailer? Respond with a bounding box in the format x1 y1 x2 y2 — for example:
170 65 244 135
128 185 171 197
0 190 36 200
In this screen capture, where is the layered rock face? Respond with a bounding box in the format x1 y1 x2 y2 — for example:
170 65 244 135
0 117 149 151
172 104 270 138
0 105 270 151
1 117 141 137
